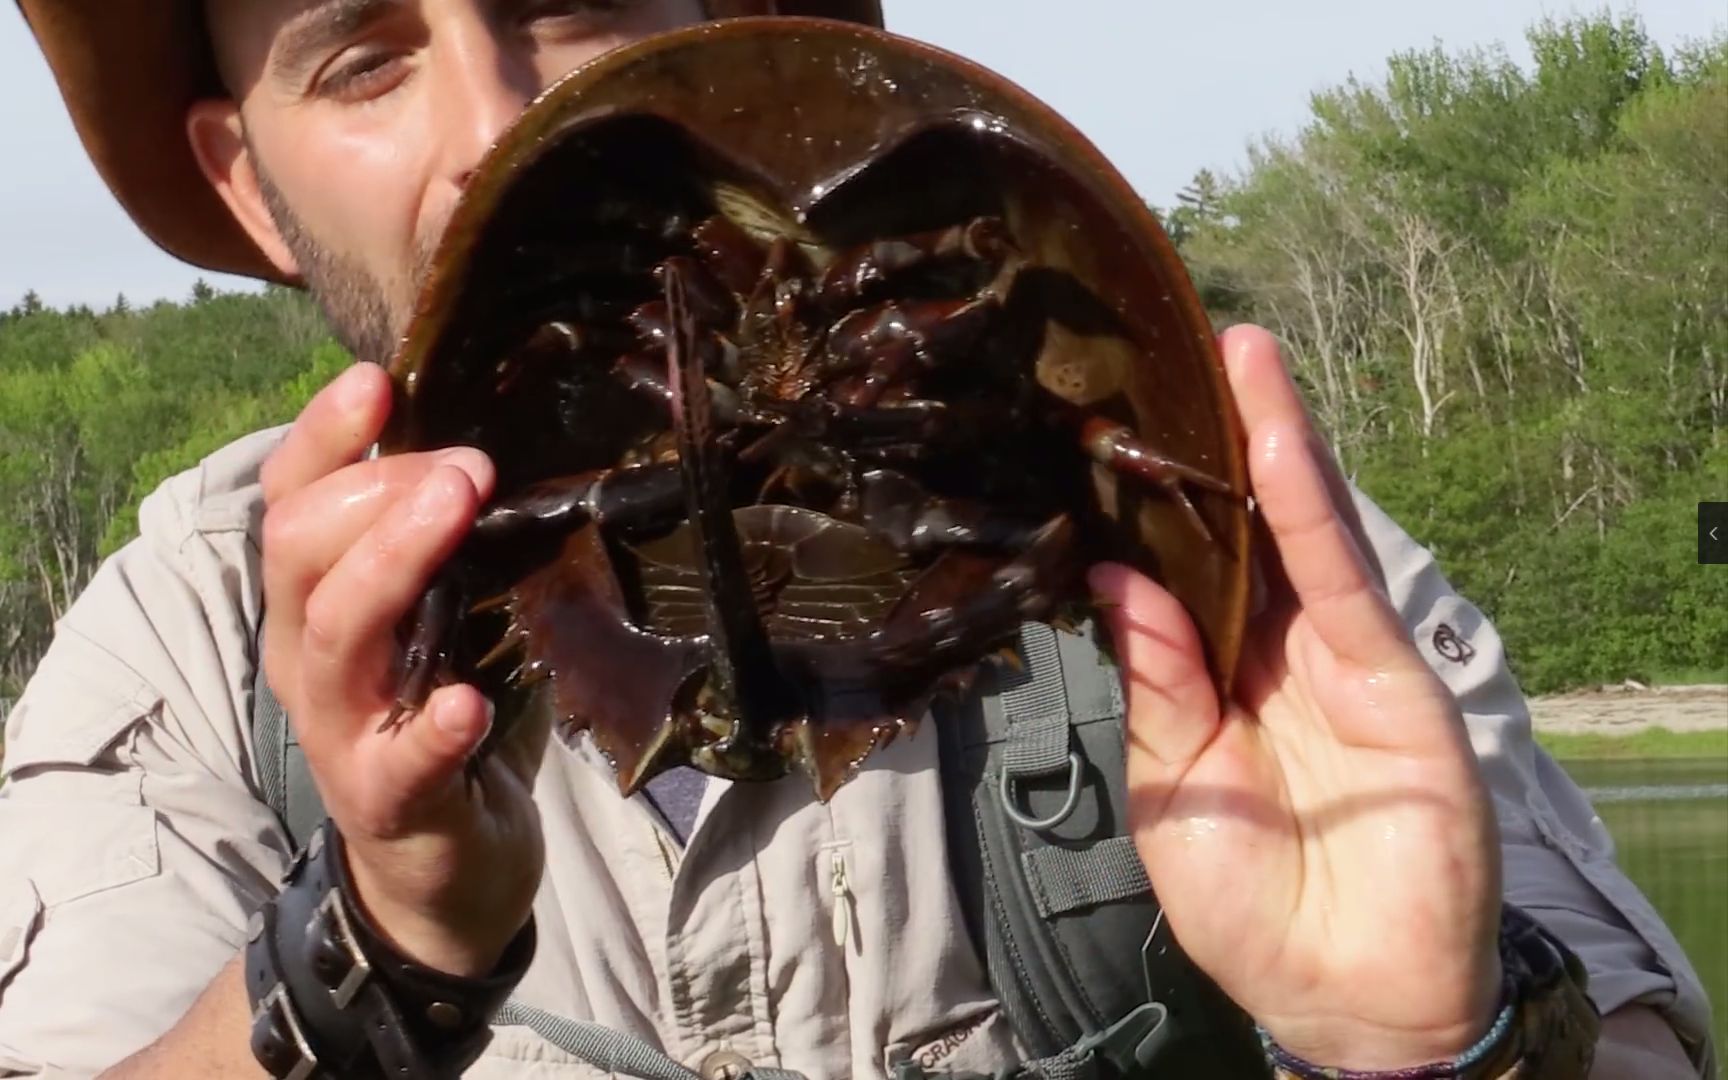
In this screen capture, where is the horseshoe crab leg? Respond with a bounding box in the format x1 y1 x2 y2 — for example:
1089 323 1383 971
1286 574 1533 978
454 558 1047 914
617 256 751 415
1080 416 1236 546
609 349 754 430
858 468 1050 556
383 462 689 731
817 216 1015 310
735 399 951 505
386 571 469 732
690 214 771 300
818 295 1003 406
868 513 1079 685
629 258 740 348
469 463 686 548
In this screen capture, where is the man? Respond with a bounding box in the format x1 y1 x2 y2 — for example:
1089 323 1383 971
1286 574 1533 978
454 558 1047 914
0 1 1712 1077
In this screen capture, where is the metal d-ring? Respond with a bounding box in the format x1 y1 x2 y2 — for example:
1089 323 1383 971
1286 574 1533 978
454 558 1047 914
999 751 1084 831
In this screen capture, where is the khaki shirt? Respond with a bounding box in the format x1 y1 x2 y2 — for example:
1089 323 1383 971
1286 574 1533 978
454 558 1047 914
0 427 1714 1078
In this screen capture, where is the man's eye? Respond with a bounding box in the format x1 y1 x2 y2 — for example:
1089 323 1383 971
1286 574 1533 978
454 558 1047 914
318 51 407 100
515 0 629 30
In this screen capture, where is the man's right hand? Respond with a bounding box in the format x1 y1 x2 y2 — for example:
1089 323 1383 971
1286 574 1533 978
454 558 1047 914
258 362 548 978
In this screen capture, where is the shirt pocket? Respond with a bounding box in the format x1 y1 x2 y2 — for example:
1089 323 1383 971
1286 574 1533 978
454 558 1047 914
0 736 163 1016
2 627 161 786
0 628 164 911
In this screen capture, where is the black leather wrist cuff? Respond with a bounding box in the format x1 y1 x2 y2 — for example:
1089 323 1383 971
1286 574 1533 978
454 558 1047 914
244 819 537 1079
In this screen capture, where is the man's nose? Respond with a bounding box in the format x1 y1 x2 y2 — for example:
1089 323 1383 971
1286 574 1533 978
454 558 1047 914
431 16 542 190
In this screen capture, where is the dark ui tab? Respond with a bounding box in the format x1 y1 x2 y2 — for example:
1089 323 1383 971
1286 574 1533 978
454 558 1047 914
1702 502 1728 565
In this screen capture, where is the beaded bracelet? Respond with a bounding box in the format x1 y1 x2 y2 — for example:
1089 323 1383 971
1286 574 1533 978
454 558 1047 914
1258 905 1599 1080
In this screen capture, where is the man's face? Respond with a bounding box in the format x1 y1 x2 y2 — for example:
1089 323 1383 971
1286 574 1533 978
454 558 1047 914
192 0 707 363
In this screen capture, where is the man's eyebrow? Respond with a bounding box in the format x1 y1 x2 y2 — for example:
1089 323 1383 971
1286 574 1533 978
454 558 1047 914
270 0 403 84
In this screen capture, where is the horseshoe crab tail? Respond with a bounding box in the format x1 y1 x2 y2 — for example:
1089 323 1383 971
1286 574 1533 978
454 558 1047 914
664 259 803 768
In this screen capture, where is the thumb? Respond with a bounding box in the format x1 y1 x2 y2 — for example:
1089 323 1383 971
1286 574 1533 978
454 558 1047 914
1090 563 1221 782
372 683 495 811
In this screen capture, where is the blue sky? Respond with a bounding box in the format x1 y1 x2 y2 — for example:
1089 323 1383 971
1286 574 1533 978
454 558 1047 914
2 1 1720 310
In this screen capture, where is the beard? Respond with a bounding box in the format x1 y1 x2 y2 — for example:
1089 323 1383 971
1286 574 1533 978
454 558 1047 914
253 163 438 368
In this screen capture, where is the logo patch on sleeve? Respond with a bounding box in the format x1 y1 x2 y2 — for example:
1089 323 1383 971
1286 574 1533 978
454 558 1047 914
1432 623 1476 665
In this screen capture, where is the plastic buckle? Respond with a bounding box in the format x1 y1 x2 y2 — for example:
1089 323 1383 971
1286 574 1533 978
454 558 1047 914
1070 910 1184 1077
1073 1002 1172 1075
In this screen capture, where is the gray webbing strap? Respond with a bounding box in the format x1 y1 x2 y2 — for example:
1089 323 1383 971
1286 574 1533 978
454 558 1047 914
1022 838 1152 919
997 623 1147 916
251 667 324 852
494 1000 812 1080
253 675 289 816
494 1001 703 1078
999 624 1072 781
1022 1050 1090 1080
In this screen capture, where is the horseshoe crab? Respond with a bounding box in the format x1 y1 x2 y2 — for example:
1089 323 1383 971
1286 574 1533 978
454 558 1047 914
381 18 1252 800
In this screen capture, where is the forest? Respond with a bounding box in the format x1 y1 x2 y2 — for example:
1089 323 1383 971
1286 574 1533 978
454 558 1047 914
0 13 1722 699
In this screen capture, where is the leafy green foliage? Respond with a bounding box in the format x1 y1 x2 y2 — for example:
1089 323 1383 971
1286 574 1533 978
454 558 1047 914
0 287 342 695
1166 13 1725 694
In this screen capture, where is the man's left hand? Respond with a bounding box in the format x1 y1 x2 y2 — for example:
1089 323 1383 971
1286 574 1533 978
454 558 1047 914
1095 325 1504 1071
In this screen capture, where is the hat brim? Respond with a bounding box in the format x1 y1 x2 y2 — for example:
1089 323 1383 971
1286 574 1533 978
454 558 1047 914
17 0 885 285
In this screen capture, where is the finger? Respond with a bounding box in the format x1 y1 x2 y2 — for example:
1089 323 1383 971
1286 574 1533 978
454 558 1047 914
1221 326 1413 672
299 464 487 723
367 683 495 814
260 364 393 506
261 449 494 682
1292 389 1385 586
264 449 493 617
1090 562 1221 781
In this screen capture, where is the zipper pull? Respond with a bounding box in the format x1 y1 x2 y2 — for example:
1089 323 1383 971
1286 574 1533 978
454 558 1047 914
829 849 855 949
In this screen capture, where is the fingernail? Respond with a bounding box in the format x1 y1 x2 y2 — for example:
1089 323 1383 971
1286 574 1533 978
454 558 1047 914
437 447 493 487
432 693 471 737
433 693 493 742
339 364 383 412
1087 563 1136 602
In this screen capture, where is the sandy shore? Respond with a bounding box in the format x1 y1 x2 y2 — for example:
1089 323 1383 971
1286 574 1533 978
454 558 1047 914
1529 684 1728 736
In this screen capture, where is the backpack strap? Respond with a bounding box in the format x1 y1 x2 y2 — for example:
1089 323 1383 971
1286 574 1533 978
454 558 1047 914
250 663 325 853
935 621 1267 1078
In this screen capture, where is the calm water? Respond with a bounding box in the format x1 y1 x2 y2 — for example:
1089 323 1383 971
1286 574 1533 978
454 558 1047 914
1560 756 1728 1065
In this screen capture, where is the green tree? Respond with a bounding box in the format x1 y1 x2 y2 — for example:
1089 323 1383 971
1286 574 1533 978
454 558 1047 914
1178 13 1725 690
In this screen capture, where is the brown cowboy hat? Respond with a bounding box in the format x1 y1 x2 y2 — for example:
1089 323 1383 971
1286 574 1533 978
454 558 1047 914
16 0 885 284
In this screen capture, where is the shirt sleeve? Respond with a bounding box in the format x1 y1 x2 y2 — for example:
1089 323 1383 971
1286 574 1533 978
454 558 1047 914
1348 484 1718 1076
0 431 292 1077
